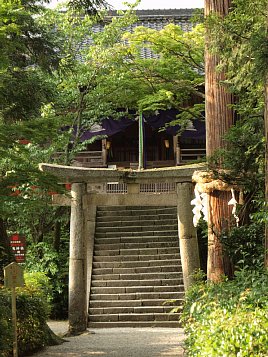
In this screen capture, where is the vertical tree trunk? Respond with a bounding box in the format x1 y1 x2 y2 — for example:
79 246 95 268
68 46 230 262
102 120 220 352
205 0 234 281
264 4 268 268
265 83 268 268
207 191 233 281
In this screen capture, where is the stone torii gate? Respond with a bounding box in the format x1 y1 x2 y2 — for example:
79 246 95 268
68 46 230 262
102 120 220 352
40 163 202 334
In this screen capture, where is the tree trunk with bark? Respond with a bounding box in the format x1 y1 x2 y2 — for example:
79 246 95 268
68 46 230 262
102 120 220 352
265 82 268 268
205 0 234 281
264 4 268 268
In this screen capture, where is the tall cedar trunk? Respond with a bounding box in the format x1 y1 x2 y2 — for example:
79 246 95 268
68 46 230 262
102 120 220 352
265 4 268 268
265 82 268 268
205 0 234 281
207 191 233 280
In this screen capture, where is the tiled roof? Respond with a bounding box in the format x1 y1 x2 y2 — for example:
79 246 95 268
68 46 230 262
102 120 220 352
82 9 198 59
104 8 197 31
107 8 196 18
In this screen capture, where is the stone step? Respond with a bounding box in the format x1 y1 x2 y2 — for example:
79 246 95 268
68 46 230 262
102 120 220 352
90 285 184 294
97 205 173 210
91 278 183 287
88 321 181 328
89 305 179 315
90 298 184 308
93 259 181 269
93 253 180 262
94 235 178 245
96 219 177 228
95 224 178 233
96 212 177 219
94 241 179 251
91 278 183 291
90 291 182 301
92 265 181 275
88 312 181 322
89 205 182 328
95 230 178 238
97 206 177 216
97 213 177 223
96 211 177 218
92 271 182 281
94 247 179 257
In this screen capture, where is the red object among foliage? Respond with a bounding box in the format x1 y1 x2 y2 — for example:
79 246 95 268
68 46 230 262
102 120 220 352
7 183 72 197
9 234 26 263
48 191 58 196
48 183 71 196
65 183 72 190
18 139 31 145
8 185 36 196
8 186 21 196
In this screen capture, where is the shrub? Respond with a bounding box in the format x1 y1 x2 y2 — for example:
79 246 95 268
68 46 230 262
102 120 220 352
220 223 264 270
24 271 53 307
17 289 51 355
181 269 268 356
25 242 69 319
0 271 58 356
0 288 12 356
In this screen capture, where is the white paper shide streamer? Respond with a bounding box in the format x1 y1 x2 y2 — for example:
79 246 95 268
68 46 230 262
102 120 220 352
228 188 239 226
200 192 208 222
191 186 240 228
191 187 208 227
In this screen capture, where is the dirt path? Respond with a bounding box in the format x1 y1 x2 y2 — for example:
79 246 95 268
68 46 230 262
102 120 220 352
32 321 185 357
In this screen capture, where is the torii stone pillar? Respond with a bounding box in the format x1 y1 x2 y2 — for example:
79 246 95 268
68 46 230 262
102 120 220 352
69 182 88 334
177 182 200 291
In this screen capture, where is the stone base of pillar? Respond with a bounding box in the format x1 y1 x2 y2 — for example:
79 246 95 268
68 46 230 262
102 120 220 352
69 258 88 334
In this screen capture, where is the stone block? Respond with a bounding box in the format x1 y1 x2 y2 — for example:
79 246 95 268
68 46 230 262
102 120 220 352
90 293 119 300
91 286 125 294
119 313 153 322
90 314 119 322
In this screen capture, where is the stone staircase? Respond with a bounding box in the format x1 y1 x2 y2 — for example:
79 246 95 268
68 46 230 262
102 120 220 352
88 206 184 328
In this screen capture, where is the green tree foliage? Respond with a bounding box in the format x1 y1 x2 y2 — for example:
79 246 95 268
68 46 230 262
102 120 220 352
208 0 267 102
0 0 108 310
0 0 60 123
207 0 266 181
43 5 204 155
124 22 204 114
205 0 267 241
0 0 65 204
0 0 67 279
25 241 70 318
78 10 205 127
68 0 110 15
